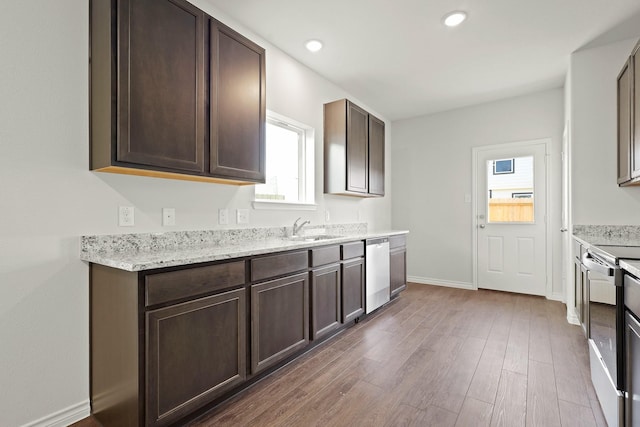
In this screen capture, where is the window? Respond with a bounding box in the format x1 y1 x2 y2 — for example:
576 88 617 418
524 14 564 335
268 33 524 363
487 156 534 223
254 112 315 207
493 159 514 175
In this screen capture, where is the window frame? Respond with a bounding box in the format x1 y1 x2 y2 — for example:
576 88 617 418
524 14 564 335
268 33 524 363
493 158 515 175
253 111 316 210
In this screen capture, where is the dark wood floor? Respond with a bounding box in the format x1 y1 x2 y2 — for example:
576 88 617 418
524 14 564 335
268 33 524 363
74 283 606 427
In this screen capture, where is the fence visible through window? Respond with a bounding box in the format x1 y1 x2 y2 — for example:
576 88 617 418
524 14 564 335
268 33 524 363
487 156 534 223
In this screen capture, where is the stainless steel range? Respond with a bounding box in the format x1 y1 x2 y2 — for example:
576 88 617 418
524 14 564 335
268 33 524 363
583 245 640 427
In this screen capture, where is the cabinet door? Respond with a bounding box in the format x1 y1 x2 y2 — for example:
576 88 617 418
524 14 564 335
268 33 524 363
580 263 589 338
346 101 369 193
618 59 632 184
311 264 341 340
210 20 266 182
251 273 309 374
633 50 640 179
626 311 640 427
117 0 206 173
574 257 582 324
146 289 246 427
341 257 364 323
390 248 407 297
368 115 385 196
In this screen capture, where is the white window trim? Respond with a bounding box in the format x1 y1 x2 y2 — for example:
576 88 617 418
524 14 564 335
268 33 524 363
253 110 316 211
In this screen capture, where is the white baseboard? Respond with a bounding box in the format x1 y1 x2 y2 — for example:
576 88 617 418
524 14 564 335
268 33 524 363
21 400 90 427
547 291 564 302
566 306 580 325
408 276 474 290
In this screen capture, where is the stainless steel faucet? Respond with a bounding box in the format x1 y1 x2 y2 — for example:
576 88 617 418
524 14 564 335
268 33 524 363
293 217 310 236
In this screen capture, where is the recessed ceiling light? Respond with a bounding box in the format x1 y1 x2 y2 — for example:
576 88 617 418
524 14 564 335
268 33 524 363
305 39 323 52
443 11 467 27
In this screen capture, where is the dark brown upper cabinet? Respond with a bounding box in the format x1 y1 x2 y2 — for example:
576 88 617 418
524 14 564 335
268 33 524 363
210 19 266 182
324 99 385 197
90 0 265 185
368 115 385 196
617 40 640 186
618 58 632 184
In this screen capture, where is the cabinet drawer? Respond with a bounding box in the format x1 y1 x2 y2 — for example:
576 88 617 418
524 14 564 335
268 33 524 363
626 274 640 317
145 261 245 306
251 251 308 282
310 245 340 267
573 240 582 261
389 234 406 249
341 241 364 260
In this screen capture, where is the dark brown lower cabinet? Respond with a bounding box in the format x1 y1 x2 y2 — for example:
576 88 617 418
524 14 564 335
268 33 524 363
390 247 407 297
90 237 404 426
251 273 309 374
146 289 246 427
341 257 365 323
311 264 342 340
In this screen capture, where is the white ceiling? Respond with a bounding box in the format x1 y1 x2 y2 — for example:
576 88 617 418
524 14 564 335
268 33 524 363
207 0 640 121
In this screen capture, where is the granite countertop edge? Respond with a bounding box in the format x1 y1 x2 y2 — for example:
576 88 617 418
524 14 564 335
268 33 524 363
572 224 640 248
81 230 409 272
620 260 640 278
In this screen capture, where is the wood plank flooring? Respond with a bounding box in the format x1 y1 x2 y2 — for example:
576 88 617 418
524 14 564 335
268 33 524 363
73 283 606 427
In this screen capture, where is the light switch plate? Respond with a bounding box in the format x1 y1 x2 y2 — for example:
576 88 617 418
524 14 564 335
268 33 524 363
237 208 249 224
119 206 134 227
162 208 176 226
325 210 330 222
218 208 229 225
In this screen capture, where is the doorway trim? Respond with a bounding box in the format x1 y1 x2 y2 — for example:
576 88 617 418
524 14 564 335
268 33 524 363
471 138 552 298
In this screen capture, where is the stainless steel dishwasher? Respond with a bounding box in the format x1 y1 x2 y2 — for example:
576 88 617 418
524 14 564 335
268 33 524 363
366 237 390 313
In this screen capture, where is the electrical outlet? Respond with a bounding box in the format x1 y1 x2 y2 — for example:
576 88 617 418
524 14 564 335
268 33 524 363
162 208 176 226
236 208 249 224
325 210 330 222
218 208 229 225
119 206 134 227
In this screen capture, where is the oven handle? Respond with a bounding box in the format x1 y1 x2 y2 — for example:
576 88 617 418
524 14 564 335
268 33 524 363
582 252 617 277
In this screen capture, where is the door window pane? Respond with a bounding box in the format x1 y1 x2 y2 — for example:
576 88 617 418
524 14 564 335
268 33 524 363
487 156 534 223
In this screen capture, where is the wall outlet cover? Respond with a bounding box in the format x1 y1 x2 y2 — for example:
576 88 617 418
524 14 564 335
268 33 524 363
218 208 229 225
162 208 176 226
237 208 249 224
118 206 134 227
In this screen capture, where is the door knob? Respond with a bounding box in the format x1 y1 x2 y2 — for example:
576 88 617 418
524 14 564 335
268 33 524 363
479 224 486 229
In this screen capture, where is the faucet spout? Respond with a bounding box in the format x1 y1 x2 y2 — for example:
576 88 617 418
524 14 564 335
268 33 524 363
293 217 311 236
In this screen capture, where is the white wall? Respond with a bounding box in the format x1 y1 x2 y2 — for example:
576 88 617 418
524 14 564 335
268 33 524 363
391 88 564 296
569 37 640 224
0 1 391 425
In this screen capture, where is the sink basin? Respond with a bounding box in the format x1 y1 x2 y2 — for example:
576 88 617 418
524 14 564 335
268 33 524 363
287 234 343 242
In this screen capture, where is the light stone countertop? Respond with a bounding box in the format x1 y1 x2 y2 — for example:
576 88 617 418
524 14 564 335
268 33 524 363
620 260 640 279
80 224 408 272
573 225 640 247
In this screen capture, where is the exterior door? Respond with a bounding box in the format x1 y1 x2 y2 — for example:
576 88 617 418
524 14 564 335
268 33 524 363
475 140 548 296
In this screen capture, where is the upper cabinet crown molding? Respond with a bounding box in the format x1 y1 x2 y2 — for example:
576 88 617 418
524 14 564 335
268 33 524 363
323 99 385 197
90 0 266 185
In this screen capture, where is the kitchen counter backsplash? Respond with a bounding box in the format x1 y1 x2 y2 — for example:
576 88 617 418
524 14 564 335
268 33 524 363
573 224 640 246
